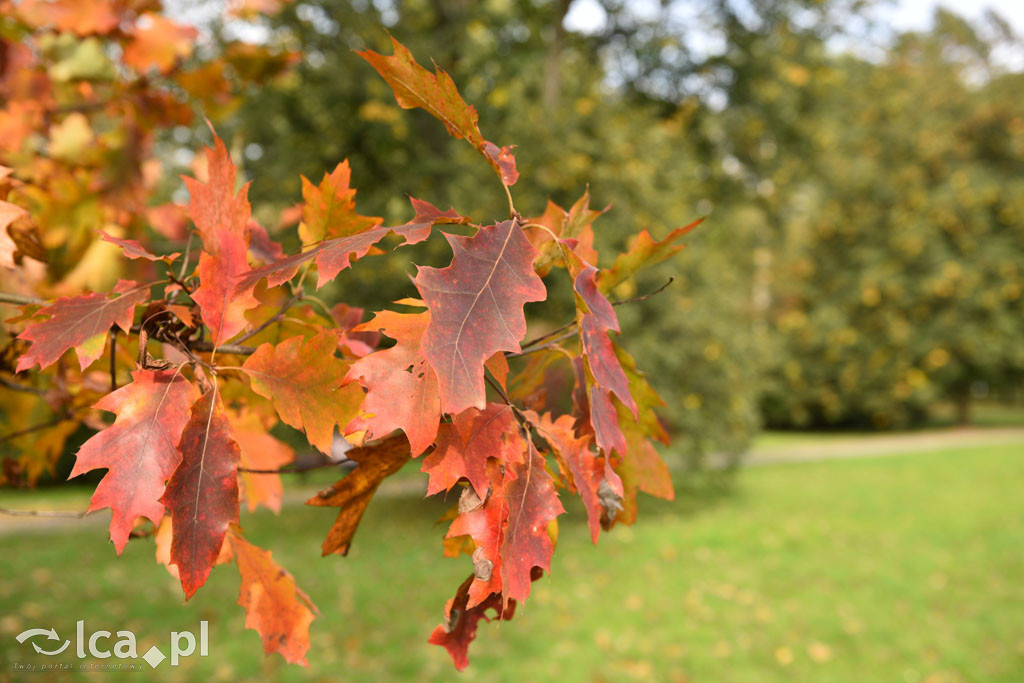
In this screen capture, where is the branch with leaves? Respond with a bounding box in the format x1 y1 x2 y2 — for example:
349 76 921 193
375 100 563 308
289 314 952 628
1 35 700 671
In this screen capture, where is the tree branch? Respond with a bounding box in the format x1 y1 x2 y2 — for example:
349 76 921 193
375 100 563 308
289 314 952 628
0 292 44 306
0 507 89 518
0 416 69 445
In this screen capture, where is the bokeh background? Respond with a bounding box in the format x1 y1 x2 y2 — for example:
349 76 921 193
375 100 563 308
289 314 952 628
1 0 1022 681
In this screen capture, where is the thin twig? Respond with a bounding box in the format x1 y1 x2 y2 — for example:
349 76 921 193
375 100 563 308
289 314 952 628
0 507 89 518
236 294 300 344
507 332 578 358
0 416 68 445
237 459 347 475
191 341 256 355
0 292 44 306
109 328 118 391
516 277 676 353
0 376 45 395
611 276 675 306
503 183 516 219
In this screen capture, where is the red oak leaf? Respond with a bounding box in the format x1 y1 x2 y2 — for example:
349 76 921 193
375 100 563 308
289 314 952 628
70 369 198 554
1 199 28 268
122 13 197 74
526 410 620 544
234 197 457 292
428 574 516 671
500 440 564 606
415 220 546 414
229 408 294 513
97 230 178 262
246 220 284 263
161 388 241 599
299 160 382 244
16 0 120 36
598 217 703 292
445 459 511 607
155 516 234 580
345 311 439 456
15 280 150 372
228 529 318 666
575 266 637 417
241 330 364 454
589 385 627 456
184 130 259 344
306 435 411 556
422 403 520 498
612 346 674 524
357 37 519 186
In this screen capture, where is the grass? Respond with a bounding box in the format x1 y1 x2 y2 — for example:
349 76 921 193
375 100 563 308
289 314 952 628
1 440 1022 682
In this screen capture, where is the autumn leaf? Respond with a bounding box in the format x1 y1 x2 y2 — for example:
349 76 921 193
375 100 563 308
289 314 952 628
16 280 150 372
122 13 197 74
241 330 364 454
0 199 28 268
161 388 241 599
16 0 120 36
421 403 520 498
234 197 457 292
525 410 619 544
306 435 411 556
229 407 294 513
155 515 234 580
500 440 564 606
529 189 605 272
428 574 515 671
228 529 317 666
69 369 198 554
246 220 284 264
598 218 703 293
445 459 510 607
357 37 518 186
415 220 547 414
575 265 637 417
97 230 178 263
345 310 440 456
299 160 382 244
184 130 259 345
612 346 674 524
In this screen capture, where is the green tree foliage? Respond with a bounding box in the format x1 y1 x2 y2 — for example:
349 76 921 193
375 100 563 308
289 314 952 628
763 11 1024 427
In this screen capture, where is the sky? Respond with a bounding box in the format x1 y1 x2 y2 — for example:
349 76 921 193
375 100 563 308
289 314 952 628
566 0 1024 35
565 0 1024 69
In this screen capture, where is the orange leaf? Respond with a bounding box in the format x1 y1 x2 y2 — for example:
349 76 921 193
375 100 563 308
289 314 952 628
346 310 440 456
306 435 410 556
228 528 317 667
357 37 518 185
241 331 364 454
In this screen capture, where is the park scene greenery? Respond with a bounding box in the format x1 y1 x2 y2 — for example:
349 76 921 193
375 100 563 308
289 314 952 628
0 0 1021 680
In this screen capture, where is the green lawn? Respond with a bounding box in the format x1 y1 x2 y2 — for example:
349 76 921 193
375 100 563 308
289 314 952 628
1 441 1022 682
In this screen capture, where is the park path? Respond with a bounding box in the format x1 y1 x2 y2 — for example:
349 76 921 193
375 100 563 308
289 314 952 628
2 426 1022 537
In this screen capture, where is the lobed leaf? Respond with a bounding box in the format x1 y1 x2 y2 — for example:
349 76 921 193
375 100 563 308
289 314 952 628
346 310 440 457
15 280 150 372
306 435 411 556
241 330 364 454
415 220 546 414
70 368 199 554
228 529 318 666
161 388 241 599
